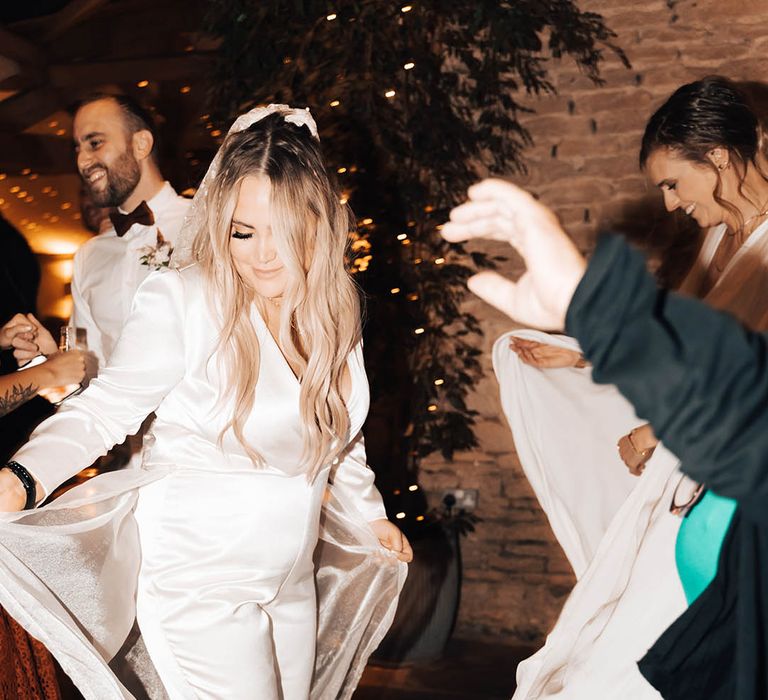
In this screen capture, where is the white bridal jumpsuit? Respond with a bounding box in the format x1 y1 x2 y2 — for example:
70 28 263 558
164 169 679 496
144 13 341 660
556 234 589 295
3 265 403 700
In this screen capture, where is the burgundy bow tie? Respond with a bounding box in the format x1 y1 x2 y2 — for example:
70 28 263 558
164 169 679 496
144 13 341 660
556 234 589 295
109 200 155 237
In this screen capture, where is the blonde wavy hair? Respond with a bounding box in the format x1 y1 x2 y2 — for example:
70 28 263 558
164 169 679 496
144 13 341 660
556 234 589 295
192 112 361 480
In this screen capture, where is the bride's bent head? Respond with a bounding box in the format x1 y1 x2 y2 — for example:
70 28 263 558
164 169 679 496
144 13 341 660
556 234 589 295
192 108 360 478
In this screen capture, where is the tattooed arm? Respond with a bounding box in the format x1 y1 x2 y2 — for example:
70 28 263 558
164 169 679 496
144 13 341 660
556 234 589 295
0 352 87 418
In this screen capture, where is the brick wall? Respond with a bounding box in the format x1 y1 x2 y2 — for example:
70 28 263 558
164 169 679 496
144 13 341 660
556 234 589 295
420 0 768 644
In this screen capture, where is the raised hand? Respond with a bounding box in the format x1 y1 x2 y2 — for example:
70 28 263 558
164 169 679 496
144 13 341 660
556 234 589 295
441 179 586 330
509 337 586 369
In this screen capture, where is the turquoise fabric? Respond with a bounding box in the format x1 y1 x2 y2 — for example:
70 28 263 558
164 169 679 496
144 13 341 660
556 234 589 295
675 489 738 604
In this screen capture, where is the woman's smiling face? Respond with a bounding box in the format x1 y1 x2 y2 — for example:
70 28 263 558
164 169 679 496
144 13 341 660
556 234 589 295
645 147 725 229
229 175 292 299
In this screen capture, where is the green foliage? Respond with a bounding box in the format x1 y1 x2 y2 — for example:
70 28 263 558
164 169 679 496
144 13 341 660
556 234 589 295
204 0 626 485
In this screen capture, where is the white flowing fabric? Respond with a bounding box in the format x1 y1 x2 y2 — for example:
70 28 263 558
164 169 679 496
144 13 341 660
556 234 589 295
0 261 405 698
0 103 405 699
495 220 768 699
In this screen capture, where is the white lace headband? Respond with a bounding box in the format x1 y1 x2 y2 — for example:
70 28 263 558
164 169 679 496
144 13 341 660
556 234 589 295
172 104 319 267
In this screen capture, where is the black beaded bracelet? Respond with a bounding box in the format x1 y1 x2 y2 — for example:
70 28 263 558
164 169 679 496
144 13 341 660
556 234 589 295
3 461 37 510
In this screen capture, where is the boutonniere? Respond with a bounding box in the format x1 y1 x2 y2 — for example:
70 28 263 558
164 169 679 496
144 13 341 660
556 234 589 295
138 230 174 270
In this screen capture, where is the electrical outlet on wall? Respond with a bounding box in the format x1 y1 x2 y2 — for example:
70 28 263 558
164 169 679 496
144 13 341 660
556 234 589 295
439 488 479 512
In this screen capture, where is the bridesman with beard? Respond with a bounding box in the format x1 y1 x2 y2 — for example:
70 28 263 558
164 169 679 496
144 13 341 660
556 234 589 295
71 94 190 367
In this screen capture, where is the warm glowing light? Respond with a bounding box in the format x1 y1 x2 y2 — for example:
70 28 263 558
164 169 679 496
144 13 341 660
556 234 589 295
414 327 425 335
49 258 74 282
407 293 418 301
61 202 72 210
21 168 31 175
396 233 407 240
36 237 77 254
427 404 438 412
414 257 422 264
42 186 51 194
424 205 434 212
393 489 401 495
361 217 373 225
185 44 195 52
416 515 425 521
0 199 4 205
435 257 445 264
404 62 415 70
29 173 38 180
401 5 413 12
180 85 192 94
339 196 348 204
401 237 411 245
48 120 58 128
137 80 149 88
395 512 406 519
24 196 33 203
390 287 400 294
326 13 337 20
50 295 73 320
55 129 66 136
9 186 20 193
329 99 340 107
337 166 347 173
211 129 222 137
408 484 418 492
434 378 444 386
17 190 27 198
385 89 396 98
50 215 60 223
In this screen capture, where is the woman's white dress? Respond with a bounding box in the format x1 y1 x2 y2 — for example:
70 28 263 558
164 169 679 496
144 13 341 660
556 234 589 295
493 221 768 699
0 265 406 700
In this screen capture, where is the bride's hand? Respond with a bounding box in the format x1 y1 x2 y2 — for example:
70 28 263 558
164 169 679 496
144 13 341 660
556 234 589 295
0 469 32 511
510 338 586 369
441 179 586 330
370 519 413 562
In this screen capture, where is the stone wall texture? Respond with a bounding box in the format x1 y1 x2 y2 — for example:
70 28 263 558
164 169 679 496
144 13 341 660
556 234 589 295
421 0 768 645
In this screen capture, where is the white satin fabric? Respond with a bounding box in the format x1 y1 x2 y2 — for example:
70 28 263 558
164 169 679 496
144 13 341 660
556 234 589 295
495 220 768 699
2 265 406 699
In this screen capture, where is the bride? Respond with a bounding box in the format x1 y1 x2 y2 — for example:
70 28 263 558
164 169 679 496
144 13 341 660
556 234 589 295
0 105 410 700
495 76 768 698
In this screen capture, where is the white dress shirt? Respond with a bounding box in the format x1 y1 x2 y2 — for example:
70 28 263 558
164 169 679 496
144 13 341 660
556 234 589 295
71 181 191 366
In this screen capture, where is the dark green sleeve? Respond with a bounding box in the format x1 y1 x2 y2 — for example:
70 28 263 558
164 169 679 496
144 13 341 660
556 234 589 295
565 234 768 523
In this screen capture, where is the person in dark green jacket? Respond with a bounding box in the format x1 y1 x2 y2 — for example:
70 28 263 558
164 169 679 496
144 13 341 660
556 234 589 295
443 178 768 699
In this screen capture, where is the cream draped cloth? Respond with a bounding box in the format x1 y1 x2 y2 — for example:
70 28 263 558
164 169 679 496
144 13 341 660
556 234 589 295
494 220 768 699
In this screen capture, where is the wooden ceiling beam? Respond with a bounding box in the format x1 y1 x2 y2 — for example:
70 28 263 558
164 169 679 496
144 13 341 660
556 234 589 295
0 26 46 66
48 53 215 89
0 86 64 132
0 133 73 174
41 0 109 43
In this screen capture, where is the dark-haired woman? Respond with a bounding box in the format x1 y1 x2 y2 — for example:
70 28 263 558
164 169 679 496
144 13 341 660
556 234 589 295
493 76 768 698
